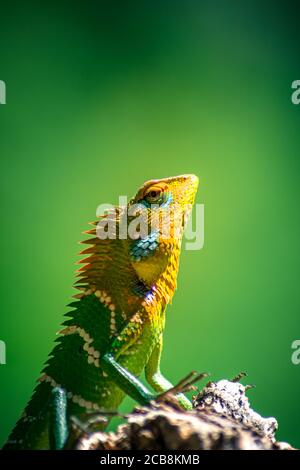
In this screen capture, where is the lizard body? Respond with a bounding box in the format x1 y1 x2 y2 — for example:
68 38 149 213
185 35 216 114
4 174 198 449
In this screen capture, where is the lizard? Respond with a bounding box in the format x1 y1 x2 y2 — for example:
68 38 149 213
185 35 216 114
3 174 199 450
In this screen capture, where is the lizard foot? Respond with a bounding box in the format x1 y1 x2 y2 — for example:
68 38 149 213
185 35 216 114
64 410 121 449
155 371 210 411
70 410 121 434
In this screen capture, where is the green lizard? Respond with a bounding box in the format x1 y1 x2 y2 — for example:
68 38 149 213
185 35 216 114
3 174 199 450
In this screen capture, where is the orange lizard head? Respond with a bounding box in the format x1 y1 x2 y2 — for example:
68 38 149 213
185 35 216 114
129 174 199 242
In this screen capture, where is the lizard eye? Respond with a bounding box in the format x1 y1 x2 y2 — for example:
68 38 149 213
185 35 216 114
144 187 163 203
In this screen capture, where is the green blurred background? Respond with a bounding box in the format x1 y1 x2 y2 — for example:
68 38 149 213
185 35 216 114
0 0 300 447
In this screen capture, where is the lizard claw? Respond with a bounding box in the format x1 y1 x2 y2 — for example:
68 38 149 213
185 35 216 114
155 371 210 410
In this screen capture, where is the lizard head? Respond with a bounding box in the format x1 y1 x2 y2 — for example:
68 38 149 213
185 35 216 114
128 174 199 297
132 173 199 213
78 174 199 307
128 174 199 244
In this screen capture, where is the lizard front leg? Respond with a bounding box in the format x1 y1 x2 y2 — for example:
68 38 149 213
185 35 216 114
145 334 192 410
100 315 156 405
101 354 155 405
